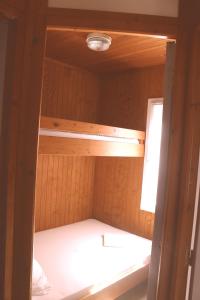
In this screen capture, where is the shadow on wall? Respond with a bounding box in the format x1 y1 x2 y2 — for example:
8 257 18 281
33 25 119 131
116 281 147 300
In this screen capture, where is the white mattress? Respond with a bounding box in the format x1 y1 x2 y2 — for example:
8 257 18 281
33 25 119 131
33 219 152 300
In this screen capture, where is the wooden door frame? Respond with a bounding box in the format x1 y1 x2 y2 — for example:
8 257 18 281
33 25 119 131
0 2 199 300
147 41 176 300
153 1 200 299
0 1 47 300
45 9 178 299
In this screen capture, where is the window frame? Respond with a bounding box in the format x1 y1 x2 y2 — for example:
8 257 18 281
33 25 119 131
140 97 164 213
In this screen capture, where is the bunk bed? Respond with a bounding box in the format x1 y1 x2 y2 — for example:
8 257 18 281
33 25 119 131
34 116 149 299
39 116 145 157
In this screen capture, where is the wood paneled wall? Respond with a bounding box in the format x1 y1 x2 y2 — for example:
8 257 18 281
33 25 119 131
98 65 165 131
93 158 154 239
36 59 164 239
94 65 165 239
35 58 100 231
41 58 99 123
35 155 95 232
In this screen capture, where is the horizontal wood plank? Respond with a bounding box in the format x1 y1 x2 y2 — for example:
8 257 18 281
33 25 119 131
40 116 145 141
39 136 144 157
47 8 177 39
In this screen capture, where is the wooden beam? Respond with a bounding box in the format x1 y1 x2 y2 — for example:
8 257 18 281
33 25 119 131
0 1 47 300
39 136 144 157
40 116 145 141
147 42 176 299
47 8 177 39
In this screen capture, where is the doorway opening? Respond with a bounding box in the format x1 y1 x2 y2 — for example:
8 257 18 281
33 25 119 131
33 26 174 300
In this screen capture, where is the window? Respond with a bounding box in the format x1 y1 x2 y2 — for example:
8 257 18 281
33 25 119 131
140 98 163 213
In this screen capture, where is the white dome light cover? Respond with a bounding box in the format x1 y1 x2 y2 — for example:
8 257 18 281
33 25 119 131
86 33 112 51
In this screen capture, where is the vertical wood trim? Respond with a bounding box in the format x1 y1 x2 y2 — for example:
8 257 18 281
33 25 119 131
12 4 47 298
0 20 8 134
189 151 200 299
147 42 176 299
0 20 16 299
169 105 200 299
155 1 200 299
0 1 47 300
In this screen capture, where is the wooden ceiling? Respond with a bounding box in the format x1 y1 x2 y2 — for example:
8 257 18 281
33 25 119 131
46 29 167 73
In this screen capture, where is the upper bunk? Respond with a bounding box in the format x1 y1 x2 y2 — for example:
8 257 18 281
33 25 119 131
39 116 145 157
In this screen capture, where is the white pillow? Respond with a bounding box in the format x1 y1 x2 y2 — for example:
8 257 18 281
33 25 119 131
32 258 51 296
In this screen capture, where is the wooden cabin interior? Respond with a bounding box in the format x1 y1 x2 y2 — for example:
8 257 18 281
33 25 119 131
33 28 167 299
2 1 200 300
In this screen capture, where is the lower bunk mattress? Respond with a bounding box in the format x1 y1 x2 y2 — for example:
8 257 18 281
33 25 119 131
33 219 152 300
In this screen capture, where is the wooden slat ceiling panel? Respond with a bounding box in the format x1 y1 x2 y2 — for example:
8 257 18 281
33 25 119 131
46 30 167 72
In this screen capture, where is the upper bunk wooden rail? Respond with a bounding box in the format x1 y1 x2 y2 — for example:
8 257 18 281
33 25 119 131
40 116 145 140
39 116 145 157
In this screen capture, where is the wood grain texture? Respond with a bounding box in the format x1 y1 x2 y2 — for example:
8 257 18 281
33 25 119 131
39 116 145 157
46 30 167 72
148 42 176 300
167 44 200 300
39 136 144 157
40 116 145 140
153 2 200 299
0 20 13 300
35 155 95 232
2 0 25 10
94 65 165 239
37 60 163 238
47 8 177 39
98 65 165 130
36 58 100 231
0 1 23 18
93 158 154 239
41 58 99 122
0 1 47 300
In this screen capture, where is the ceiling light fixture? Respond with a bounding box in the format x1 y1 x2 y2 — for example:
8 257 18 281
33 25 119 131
86 33 112 51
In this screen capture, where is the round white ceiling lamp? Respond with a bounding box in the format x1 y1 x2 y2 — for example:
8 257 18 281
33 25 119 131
86 33 112 51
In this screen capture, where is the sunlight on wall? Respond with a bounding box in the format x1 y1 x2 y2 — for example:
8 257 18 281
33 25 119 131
141 98 163 213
